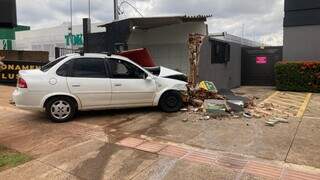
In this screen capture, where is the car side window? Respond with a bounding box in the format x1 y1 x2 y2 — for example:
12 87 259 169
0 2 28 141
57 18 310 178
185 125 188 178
71 58 107 78
56 60 72 77
109 59 146 79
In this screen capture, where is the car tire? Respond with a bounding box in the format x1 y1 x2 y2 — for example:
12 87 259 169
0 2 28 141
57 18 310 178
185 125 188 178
45 97 76 123
159 91 183 113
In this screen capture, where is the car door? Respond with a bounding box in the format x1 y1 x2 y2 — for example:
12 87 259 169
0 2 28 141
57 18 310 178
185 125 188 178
67 58 111 108
108 58 156 106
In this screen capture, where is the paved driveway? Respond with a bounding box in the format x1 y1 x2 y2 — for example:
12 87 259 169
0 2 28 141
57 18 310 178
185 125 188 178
0 85 320 180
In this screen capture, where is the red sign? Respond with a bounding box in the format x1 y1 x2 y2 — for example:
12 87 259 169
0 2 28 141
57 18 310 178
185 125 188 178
256 56 268 64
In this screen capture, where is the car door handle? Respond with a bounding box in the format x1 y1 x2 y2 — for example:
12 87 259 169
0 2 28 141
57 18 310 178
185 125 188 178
114 84 122 87
72 84 81 87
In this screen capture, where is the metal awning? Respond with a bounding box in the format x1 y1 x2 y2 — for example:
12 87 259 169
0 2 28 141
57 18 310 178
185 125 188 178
99 15 212 30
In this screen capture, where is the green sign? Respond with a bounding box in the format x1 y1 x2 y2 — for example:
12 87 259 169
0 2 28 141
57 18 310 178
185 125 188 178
65 34 83 46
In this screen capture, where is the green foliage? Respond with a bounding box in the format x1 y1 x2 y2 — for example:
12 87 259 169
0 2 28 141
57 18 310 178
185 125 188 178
0 145 31 171
275 61 320 92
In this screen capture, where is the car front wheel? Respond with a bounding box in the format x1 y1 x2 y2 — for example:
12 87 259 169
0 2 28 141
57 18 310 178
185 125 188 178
159 91 183 112
45 97 76 123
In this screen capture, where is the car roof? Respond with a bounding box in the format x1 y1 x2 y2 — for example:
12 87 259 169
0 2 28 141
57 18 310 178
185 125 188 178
62 53 143 68
64 53 130 61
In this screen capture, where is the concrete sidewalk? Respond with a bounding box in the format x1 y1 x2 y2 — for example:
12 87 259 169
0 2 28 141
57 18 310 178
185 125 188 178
1 137 320 180
1 85 320 179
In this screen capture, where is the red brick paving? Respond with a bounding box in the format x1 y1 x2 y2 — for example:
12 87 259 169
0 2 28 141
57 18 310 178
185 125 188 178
158 145 189 158
244 161 282 179
117 137 320 180
135 141 167 153
217 155 248 170
282 169 320 180
116 137 145 148
184 151 216 165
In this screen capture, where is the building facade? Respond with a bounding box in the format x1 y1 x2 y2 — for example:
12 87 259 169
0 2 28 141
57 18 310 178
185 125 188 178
85 16 267 89
15 23 105 60
86 16 209 74
199 33 264 90
0 0 30 50
283 0 320 60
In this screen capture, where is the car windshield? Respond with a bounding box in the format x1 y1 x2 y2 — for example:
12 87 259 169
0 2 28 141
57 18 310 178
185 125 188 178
40 56 67 72
144 67 161 76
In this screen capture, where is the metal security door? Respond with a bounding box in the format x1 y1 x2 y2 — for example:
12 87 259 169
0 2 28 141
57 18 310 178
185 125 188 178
241 47 282 86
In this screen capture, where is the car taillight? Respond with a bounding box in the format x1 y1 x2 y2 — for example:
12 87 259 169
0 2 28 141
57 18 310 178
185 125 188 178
17 78 28 88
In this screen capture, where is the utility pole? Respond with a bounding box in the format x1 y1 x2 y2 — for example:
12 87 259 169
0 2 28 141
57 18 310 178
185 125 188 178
70 0 73 50
114 0 119 20
88 0 91 19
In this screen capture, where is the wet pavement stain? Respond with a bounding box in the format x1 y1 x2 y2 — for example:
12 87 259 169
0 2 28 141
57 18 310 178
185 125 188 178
111 151 158 179
104 112 174 140
107 114 141 128
71 143 121 180
133 113 172 137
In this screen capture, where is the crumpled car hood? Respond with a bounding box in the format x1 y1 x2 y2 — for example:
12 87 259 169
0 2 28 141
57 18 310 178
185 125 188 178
145 66 188 82
158 66 185 77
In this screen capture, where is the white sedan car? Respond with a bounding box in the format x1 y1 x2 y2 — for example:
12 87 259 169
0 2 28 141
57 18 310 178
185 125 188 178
12 53 187 123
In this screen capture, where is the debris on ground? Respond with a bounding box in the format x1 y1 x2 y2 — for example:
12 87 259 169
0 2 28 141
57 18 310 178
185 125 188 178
203 100 229 116
190 98 204 107
246 102 292 120
198 81 218 93
199 116 210 121
243 112 253 119
182 84 295 127
182 118 189 122
244 96 257 108
265 117 289 127
180 108 188 112
227 100 244 112
183 80 258 122
189 87 225 102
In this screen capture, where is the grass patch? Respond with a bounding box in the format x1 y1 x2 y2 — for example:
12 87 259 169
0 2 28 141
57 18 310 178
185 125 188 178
0 145 31 172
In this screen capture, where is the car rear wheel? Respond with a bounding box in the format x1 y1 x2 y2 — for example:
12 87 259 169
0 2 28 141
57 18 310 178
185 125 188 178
159 91 183 112
45 97 76 123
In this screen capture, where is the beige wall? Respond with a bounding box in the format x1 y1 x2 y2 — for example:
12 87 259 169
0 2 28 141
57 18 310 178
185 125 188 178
127 22 207 73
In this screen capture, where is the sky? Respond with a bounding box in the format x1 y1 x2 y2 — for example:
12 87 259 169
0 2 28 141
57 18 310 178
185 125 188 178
16 0 284 45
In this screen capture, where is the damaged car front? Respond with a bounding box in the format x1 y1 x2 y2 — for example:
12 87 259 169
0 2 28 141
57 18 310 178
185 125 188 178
145 66 189 108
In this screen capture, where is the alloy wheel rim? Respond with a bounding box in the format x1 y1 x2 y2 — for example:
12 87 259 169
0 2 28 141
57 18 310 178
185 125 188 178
50 100 71 120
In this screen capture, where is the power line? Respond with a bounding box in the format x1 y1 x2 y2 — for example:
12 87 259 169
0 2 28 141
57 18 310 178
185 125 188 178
119 0 144 17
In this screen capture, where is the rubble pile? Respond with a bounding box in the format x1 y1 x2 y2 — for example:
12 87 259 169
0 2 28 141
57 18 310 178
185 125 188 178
189 88 225 102
184 81 251 121
183 80 291 127
245 102 292 119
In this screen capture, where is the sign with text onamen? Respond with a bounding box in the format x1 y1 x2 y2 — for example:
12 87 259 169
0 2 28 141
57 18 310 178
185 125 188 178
0 60 46 83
